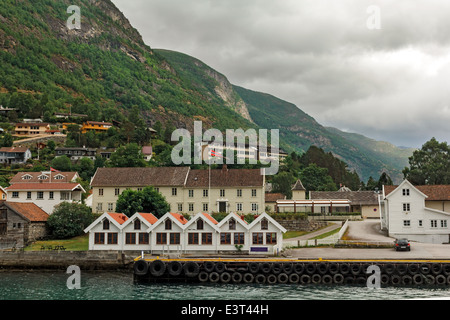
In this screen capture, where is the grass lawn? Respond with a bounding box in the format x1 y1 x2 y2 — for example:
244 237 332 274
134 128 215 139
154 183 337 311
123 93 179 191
283 231 309 239
25 234 89 251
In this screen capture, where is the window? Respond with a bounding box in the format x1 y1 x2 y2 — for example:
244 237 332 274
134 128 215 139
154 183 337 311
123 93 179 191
60 192 70 200
103 219 110 230
221 233 231 245
261 218 269 230
431 220 438 228
22 174 32 180
107 233 118 245
0 223 6 235
197 219 204 230
139 233 149 245
178 203 183 212
252 233 264 245
97 203 103 211
418 220 423 227
402 188 410 196
188 203 194 212
220 189 225 197
189 190 194 198
12 192 19 198
266 233 277 244
49 191 54 200
402 203 410 212
170 233 180 245
202 203 208 212
54 174 65 180
27 192 32 199
172 188 177 196
203 189 208 197
237 189 242 197
252 189 257 197
252 203 258 212
165 219 172 230
108 203 114 211
202 233 212 245
188 233 199 245
236 203 243 212
137 188 142 192
38 175 48 180
98 188 104 196
134 220 141 230
156 233 167 245
403 220 411 227
115 188 120 196
125 233 136 245
441 220 448 228
234 233 245 245
94 233 105 244
37 191 44 199
229 219 236 230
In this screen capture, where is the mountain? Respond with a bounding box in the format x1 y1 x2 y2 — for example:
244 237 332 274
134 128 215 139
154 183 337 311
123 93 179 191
155 49 414 183
0 0 255 133
0 0 413 183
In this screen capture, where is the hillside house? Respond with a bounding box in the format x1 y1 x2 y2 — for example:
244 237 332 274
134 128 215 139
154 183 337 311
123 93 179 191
0 147 32 164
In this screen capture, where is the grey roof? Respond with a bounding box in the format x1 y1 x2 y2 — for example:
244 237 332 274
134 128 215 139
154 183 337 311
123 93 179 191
310 191 379 205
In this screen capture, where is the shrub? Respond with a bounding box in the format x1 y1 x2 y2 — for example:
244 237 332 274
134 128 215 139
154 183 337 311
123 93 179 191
47 202 96 239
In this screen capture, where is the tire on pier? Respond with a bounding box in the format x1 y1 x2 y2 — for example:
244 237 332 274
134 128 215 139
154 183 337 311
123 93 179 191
209 272 220 283
424 275 435 285
300 274 311 284
232 272 243 284
311 274 322 284
322 275 333 285
183 262 200 278
431 263 442 275
329 263 339 275
384 263 395 275
350 264 362 276
134 260 149 276
243 273 254 284
167 261 183 276
419 263 431 275
248 262 260 274
215 262 226 273
203 261 215 273
401 275 413 286
412 274 424 285
294 263 304 275
289 273 300 284
220 272 232 283
344 276 355 285
317 263 328 275
381 274 390 286
149 260 166 277
267 274 278 285
339 263 351 275
333 273 344 285
407 263 420 275
277 273 289 284
272 263 283 275
390 275 401 285
355 276 366 286
198 271 209 283
282 263 294 274
255 274 266 284
305 263 316 275
261 263 272 274
443 264 450 276
396 264 408 275
435 275 446 285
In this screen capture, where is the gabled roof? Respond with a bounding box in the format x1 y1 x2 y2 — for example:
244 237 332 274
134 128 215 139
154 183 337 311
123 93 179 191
384 181 450 201
122 212 158 229
108 213 129 225
248 212 287 233
9 171 79 184
184 212 220 231
0 147 30 153
292 179 305 191
90 167 190 187
217 212 249 229
265 192 285 203
147 212 188 233
3 202 49 222
84 212 128 233
185 166 264 188
310 190 379 205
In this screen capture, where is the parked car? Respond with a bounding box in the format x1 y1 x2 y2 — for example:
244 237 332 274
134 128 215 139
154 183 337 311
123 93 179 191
394 238 411 251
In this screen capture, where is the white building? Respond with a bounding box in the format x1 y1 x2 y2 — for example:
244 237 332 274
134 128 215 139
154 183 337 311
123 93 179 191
84 211 286 255
380 180 450 244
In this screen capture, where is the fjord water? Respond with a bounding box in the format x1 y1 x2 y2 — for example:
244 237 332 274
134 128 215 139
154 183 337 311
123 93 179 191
1 271 450 300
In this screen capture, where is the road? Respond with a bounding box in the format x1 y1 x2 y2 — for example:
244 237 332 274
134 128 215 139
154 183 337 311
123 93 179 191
287 219 450 260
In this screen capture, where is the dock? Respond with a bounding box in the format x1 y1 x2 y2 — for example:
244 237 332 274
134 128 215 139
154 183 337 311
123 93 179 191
133 257 450 286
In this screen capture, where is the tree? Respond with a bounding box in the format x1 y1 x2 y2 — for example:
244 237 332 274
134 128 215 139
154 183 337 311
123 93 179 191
115 186 170 218
47 202 95 239
403 137 450 185
272 171 295 199
108 143 147 167
50 155 72 171
299 163 337 193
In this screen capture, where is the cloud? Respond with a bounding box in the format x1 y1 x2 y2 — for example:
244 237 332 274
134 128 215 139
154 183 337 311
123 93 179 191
111 0 450 148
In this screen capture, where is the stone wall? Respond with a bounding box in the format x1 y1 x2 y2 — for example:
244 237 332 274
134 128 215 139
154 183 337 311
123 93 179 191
275 218 328 232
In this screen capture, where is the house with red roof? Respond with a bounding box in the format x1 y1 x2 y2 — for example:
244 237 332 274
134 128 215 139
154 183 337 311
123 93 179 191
84 212 129 251
381 180 450 244
0 201 49 249
120 213 159 251
183 212 221 252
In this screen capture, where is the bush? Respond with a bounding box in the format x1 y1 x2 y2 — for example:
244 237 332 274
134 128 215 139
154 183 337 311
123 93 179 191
47 202 96 239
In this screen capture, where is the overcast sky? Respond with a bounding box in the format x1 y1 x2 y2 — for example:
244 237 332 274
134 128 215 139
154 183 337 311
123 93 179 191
111 0 450 148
